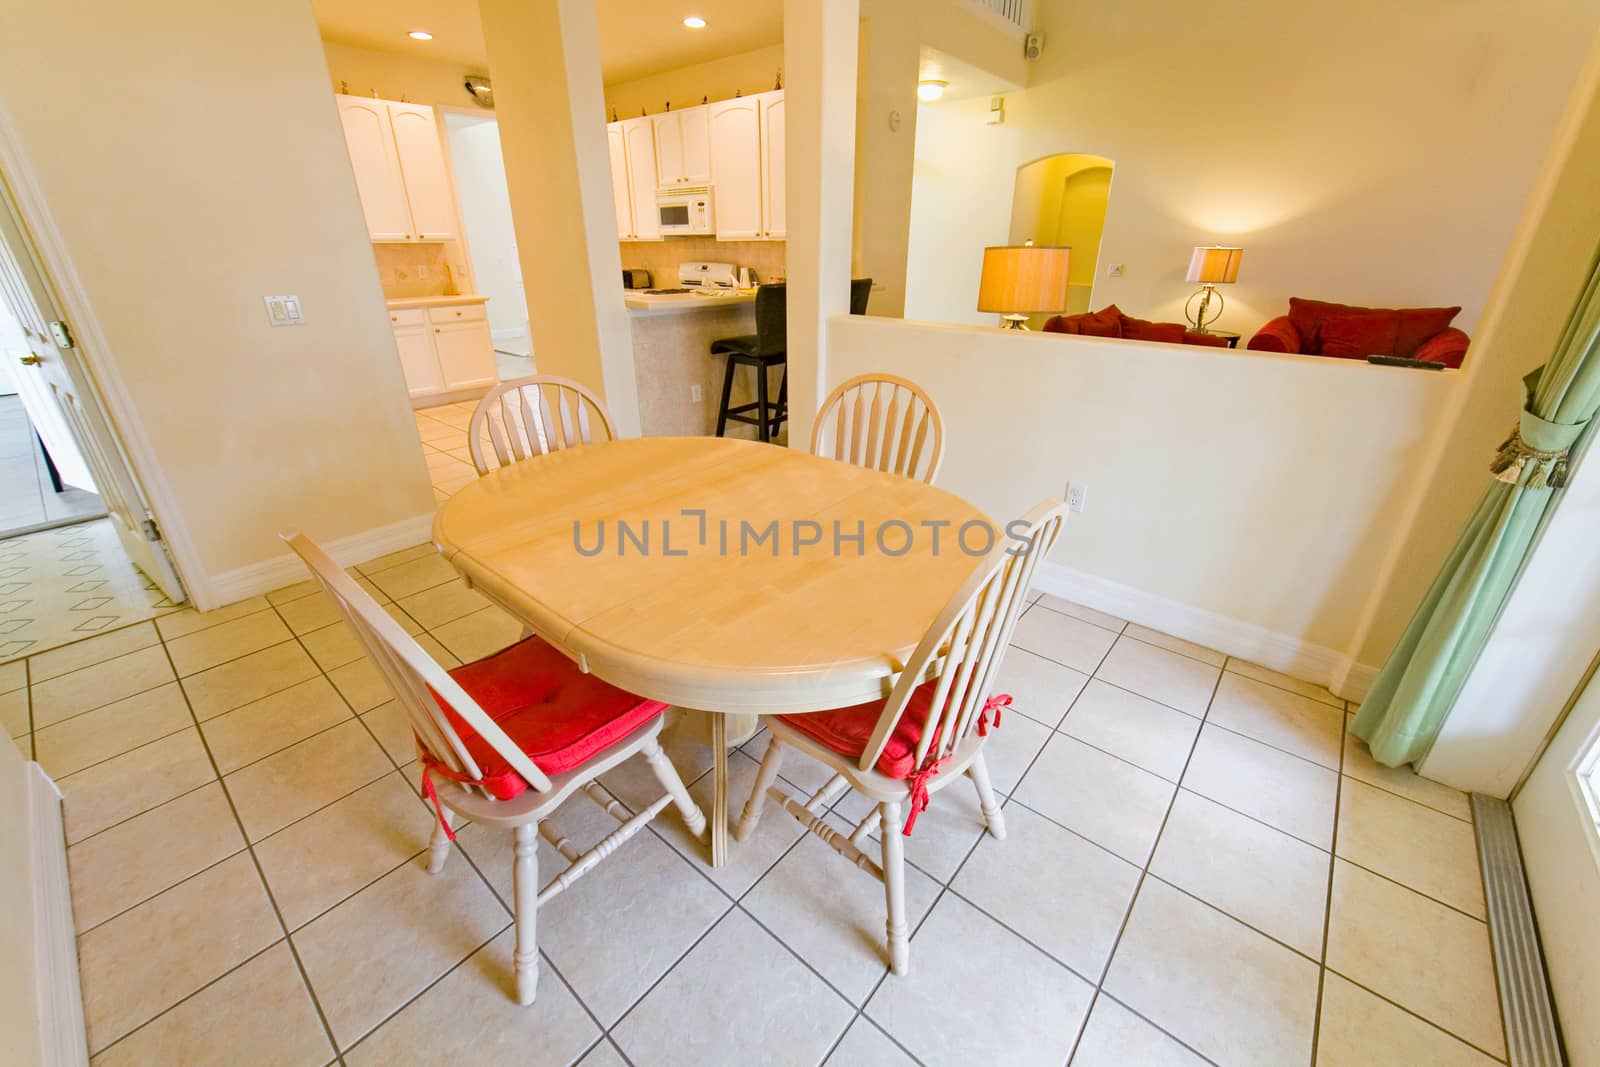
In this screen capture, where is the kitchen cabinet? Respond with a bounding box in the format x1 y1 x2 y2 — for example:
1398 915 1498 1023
653 106 710 185
622 117 660 241
390 302 495 399
336 94 459 243
391 311 444 394
607 124 632 239
707 91 784 241
759 92 786 240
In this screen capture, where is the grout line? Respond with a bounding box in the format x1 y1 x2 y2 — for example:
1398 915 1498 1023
1338 766 1474 826
73 841 248 936
1090 988 1225 1066
1322 963 1512 1064
1221 654 1346 710
1310 701 1349 1065
1332 855 1490 925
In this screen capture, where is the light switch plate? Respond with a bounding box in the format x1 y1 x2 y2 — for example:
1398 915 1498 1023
264 295 304 326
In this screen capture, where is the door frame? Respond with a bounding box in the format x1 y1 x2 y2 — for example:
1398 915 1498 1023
0 103 205 605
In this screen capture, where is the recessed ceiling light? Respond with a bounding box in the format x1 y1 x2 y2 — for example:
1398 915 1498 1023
683 16 707 29
917 80 948 101
408 30 433 40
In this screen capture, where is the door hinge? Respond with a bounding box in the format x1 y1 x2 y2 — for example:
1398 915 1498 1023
141 518 162 541
49 320 76 349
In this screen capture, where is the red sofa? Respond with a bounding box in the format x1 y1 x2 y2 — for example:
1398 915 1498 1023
1043 305 1228 347
1247 297 1469 367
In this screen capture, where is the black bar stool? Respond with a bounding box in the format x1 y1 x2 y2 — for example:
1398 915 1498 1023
710 279 873 442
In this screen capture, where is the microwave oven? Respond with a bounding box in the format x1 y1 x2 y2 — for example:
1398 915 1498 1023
656 185 714 235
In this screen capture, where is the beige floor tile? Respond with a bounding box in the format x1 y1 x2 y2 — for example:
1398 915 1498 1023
977 710 1054 794
1121 624 1226 668
1095 636 1220 716
953 803 1141 979
838 772 996 884
166 610 293 677
77 853 282 1053
274 589 343 634
60 728 216 844
155 596 272 641
68 782 244 931
3 686 29 738
994 645 1089 727
265 577 321 605
1342 722 1471 821
430 605 524 664
432 469 478 495
397 577 490 629
300 605 424 671
1105 877 1319 1067
414 418 460 445
744 825 942 1003
28 621 158 682
1149 790 1329 957
1071 995 1208 1067
361 700 418 764
1012 734 1175 864
180 640 319 721
0 658 24 693
578 1041 626 1067
596 719 712 814
356 543 437 575
1209 672 1343 769
614 909 855 1067
1336 779 1485 918
92 942 333 1067
1225 658 1343 708
364 553 457 600
867 893 1094 1067
201 675 353 775
1316 971 1501 1067
292 854 510 1050
1182 725 1337 848
825 1020 917 1067
255 772 434 929
1326 860 1504 1057
328 656 393 713
30 645 175 728
1009 604 1118 673
1036 594 1127 633
346 927 598 1066
225 719 394 841
34 681 192 779
1060 679 1201 782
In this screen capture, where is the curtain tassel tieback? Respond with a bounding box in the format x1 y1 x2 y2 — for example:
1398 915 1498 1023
976 693 1012 737
902 755 950 837
1489 423 1575 490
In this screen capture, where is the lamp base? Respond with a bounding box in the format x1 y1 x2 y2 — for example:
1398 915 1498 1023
998 315 1031 330
1185 285 1224 332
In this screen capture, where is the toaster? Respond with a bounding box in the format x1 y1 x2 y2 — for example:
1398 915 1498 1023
622 268 652 290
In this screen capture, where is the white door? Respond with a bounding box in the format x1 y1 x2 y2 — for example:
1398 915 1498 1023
621 118 660 241
707 97 763 240
1514 661 1600 1061
606 123 633 239
679 106 711 184
388 103 457 241
336 96 413 241
653 111 685 184
0 174 186 601
759 91 786 240
432 319 496 390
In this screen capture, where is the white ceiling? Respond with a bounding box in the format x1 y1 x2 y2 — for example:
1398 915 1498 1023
312 0 784 86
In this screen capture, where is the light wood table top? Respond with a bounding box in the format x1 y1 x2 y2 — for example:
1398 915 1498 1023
432 436 992 715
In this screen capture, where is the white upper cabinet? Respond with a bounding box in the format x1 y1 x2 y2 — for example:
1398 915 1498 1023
388 103 456 240
654 106 711 185
337 96 413 241
607 123 633 239
759 92 786 240
621 116 660 241
707 96 763 240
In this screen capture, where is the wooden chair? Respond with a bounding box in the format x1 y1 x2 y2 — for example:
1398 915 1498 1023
280 530 705 1006
467 375 615 475
734 499 1067 975
810 373 944 485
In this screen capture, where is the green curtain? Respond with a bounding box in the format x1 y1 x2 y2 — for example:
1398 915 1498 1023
1353 245 1600 766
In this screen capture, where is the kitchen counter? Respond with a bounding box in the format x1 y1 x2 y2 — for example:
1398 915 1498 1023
385 294 490 309
624 289 757 314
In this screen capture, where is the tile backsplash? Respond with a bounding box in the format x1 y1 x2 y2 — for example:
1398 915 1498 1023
620 238 786 288
374 242 466 299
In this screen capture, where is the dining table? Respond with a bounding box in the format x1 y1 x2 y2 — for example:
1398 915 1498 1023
432 435 992 867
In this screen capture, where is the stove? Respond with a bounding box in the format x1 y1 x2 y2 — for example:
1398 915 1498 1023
677 261 740 291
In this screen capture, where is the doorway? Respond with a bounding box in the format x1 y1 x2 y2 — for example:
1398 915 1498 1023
1008 152 1115 322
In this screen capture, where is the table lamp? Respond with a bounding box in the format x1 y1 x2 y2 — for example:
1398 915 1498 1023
1184 245 1243 332
978 243 1071 329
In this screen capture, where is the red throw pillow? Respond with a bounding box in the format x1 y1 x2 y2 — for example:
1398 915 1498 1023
1077 305 1124 338
1320 312 1401 360
1288 297 1363 351
1120 316 1186 344
1394 306 1461 357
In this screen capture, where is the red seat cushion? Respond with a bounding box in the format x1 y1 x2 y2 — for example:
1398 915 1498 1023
427 636 667 801
776 679 940 779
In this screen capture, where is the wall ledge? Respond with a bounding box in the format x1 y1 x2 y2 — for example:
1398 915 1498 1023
26 762 86 1066
207 512 437 608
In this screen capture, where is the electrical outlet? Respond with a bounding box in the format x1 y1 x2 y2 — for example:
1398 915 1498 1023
1106 263 1125 277
418 264 429 278
690 384 704 403
1066 482 1088 513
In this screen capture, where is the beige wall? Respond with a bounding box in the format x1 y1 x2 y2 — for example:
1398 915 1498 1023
904 0 1598 334
603 44 786 121
0 0 435 605
828 316 1458 675
322 39 484 109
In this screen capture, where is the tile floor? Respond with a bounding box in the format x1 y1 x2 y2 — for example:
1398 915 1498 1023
0 393 107 536
413 402 483 502
6 561 1506 1065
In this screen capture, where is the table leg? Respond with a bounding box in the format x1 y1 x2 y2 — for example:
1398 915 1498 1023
710 713 729 868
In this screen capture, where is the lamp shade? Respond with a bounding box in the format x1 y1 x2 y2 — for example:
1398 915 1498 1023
978 245 1071 314
1185 245 1244 284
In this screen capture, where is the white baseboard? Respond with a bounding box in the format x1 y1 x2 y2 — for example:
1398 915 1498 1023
27 762 87 1067
1033 562 1377 703
205 512 437 607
